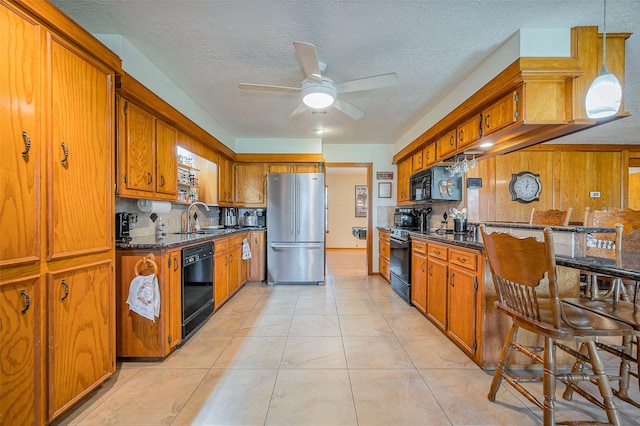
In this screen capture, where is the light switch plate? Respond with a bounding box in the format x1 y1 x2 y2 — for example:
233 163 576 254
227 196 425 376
589 191 600 198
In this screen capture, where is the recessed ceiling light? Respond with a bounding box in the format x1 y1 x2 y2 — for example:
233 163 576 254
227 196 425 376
315 128 326 135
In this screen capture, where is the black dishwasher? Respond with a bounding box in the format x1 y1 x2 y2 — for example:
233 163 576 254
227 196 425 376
182 242 214 340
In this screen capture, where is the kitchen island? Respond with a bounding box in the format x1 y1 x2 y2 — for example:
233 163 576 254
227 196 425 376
379 223 639 369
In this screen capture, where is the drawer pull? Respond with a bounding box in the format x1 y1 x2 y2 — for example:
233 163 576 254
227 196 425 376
21 131 31 157
456 257 467 263
60 142 69 166
61 279 69 301
21 290 30 314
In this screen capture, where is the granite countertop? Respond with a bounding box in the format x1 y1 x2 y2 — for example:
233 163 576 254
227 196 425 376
117 227 266 250
378 225 640 280
481 221 615 233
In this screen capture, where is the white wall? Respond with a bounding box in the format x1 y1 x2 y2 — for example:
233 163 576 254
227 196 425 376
235 138 322 154
326 173 367 249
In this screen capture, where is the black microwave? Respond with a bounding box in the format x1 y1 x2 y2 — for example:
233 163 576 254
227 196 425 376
410 166 462 201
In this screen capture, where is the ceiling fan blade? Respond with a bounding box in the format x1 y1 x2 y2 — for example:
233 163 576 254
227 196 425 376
332 98 365 120
289 102 308 120
293 41 322 82
239 83 300 93
336 72 398 94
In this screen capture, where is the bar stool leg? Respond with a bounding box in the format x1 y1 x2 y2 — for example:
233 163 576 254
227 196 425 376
587 340 622 426
562 343 587 401
543 337 557 426
488 323 519 401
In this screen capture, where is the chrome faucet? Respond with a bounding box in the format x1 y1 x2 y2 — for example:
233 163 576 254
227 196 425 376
186 201 210 232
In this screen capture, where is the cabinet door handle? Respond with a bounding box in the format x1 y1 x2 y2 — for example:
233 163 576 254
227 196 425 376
421 261 425 273
20 290 31 314
174 255 179 272
485 114 490 129
450 273 455 287
21 131 31 157
429 264 433 276
458 129 464 142
61 279 69 301
147 172 152 185
160 175 165 187
449 135 454 146
60 142 69 166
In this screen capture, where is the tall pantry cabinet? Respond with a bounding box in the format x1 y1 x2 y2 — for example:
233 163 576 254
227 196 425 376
0 1 120 424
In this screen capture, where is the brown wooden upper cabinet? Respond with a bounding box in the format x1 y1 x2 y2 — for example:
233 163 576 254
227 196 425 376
117 98 178 201
457 114 482 149
235 162 267 206
436 128 457 160
268 163 320 173
217 155 234 204
424 143 437 168
397 157 413 204
482 90 519 137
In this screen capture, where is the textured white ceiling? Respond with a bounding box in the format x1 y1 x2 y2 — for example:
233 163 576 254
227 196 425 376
51 0 640 148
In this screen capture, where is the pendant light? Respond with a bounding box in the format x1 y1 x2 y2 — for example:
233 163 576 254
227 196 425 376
585 0 622 119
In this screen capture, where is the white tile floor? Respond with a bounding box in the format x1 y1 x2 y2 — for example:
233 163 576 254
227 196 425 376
53 249 640 425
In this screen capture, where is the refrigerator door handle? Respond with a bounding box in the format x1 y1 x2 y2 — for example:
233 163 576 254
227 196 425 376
290 179 295 234
296 178 300 234
269 243 322 249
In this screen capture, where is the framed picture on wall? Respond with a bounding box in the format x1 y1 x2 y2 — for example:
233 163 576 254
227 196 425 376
355 185 367 217
378 182 392 198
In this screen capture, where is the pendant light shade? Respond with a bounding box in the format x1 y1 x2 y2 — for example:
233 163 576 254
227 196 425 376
585 0 622 119
585 67 622 118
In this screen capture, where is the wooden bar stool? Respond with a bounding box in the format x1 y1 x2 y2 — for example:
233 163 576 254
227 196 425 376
530 208 573 226
480 225 633 426
563 227 640 409
582 208 640 300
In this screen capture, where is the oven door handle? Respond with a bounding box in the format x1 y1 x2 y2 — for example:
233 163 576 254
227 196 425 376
389 237 410 247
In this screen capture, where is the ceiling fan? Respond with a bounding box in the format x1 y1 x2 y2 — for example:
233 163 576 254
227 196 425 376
239 42 398 120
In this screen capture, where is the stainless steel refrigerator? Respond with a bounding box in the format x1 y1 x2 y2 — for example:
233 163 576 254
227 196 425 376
267 173 325 285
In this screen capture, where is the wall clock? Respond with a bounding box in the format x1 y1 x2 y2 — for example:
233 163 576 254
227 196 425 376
509 171 541 204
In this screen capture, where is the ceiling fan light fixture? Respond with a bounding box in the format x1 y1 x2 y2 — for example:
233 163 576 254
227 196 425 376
585 0 622 119
301 78 336 109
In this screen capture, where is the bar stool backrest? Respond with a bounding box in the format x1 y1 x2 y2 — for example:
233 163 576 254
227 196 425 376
480 225 562 329
529 208 572 226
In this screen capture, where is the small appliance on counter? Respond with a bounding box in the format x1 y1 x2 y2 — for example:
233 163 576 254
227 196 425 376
115 212 132 243
256 209 266 227
393 208 418 229
222 207 238 227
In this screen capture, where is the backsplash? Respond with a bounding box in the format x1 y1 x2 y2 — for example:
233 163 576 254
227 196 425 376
115 198 220 237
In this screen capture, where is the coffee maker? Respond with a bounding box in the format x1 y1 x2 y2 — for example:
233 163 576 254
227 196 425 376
115 212 132 243
256 209 266 227
222 207 238 227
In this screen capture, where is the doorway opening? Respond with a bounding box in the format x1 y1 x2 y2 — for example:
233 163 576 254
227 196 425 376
324 162 373 275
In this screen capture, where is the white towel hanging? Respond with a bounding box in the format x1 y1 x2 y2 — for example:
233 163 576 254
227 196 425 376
126 274 161 321
242 237 252 260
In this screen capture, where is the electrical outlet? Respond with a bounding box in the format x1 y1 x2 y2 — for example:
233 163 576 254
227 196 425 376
589 191 600 198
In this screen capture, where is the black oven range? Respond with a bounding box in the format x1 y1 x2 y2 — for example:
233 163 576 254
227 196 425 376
389 228 412 305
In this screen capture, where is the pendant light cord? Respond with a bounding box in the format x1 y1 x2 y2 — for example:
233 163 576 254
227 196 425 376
602 0 607 70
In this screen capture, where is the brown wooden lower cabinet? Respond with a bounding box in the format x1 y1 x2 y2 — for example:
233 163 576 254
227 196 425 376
248 230 266 281
378 229 391 282
412 237 581 368
115 249 182 358
214 233 249 310
413 238 483 365
410 239 427 314
0 275 42 426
